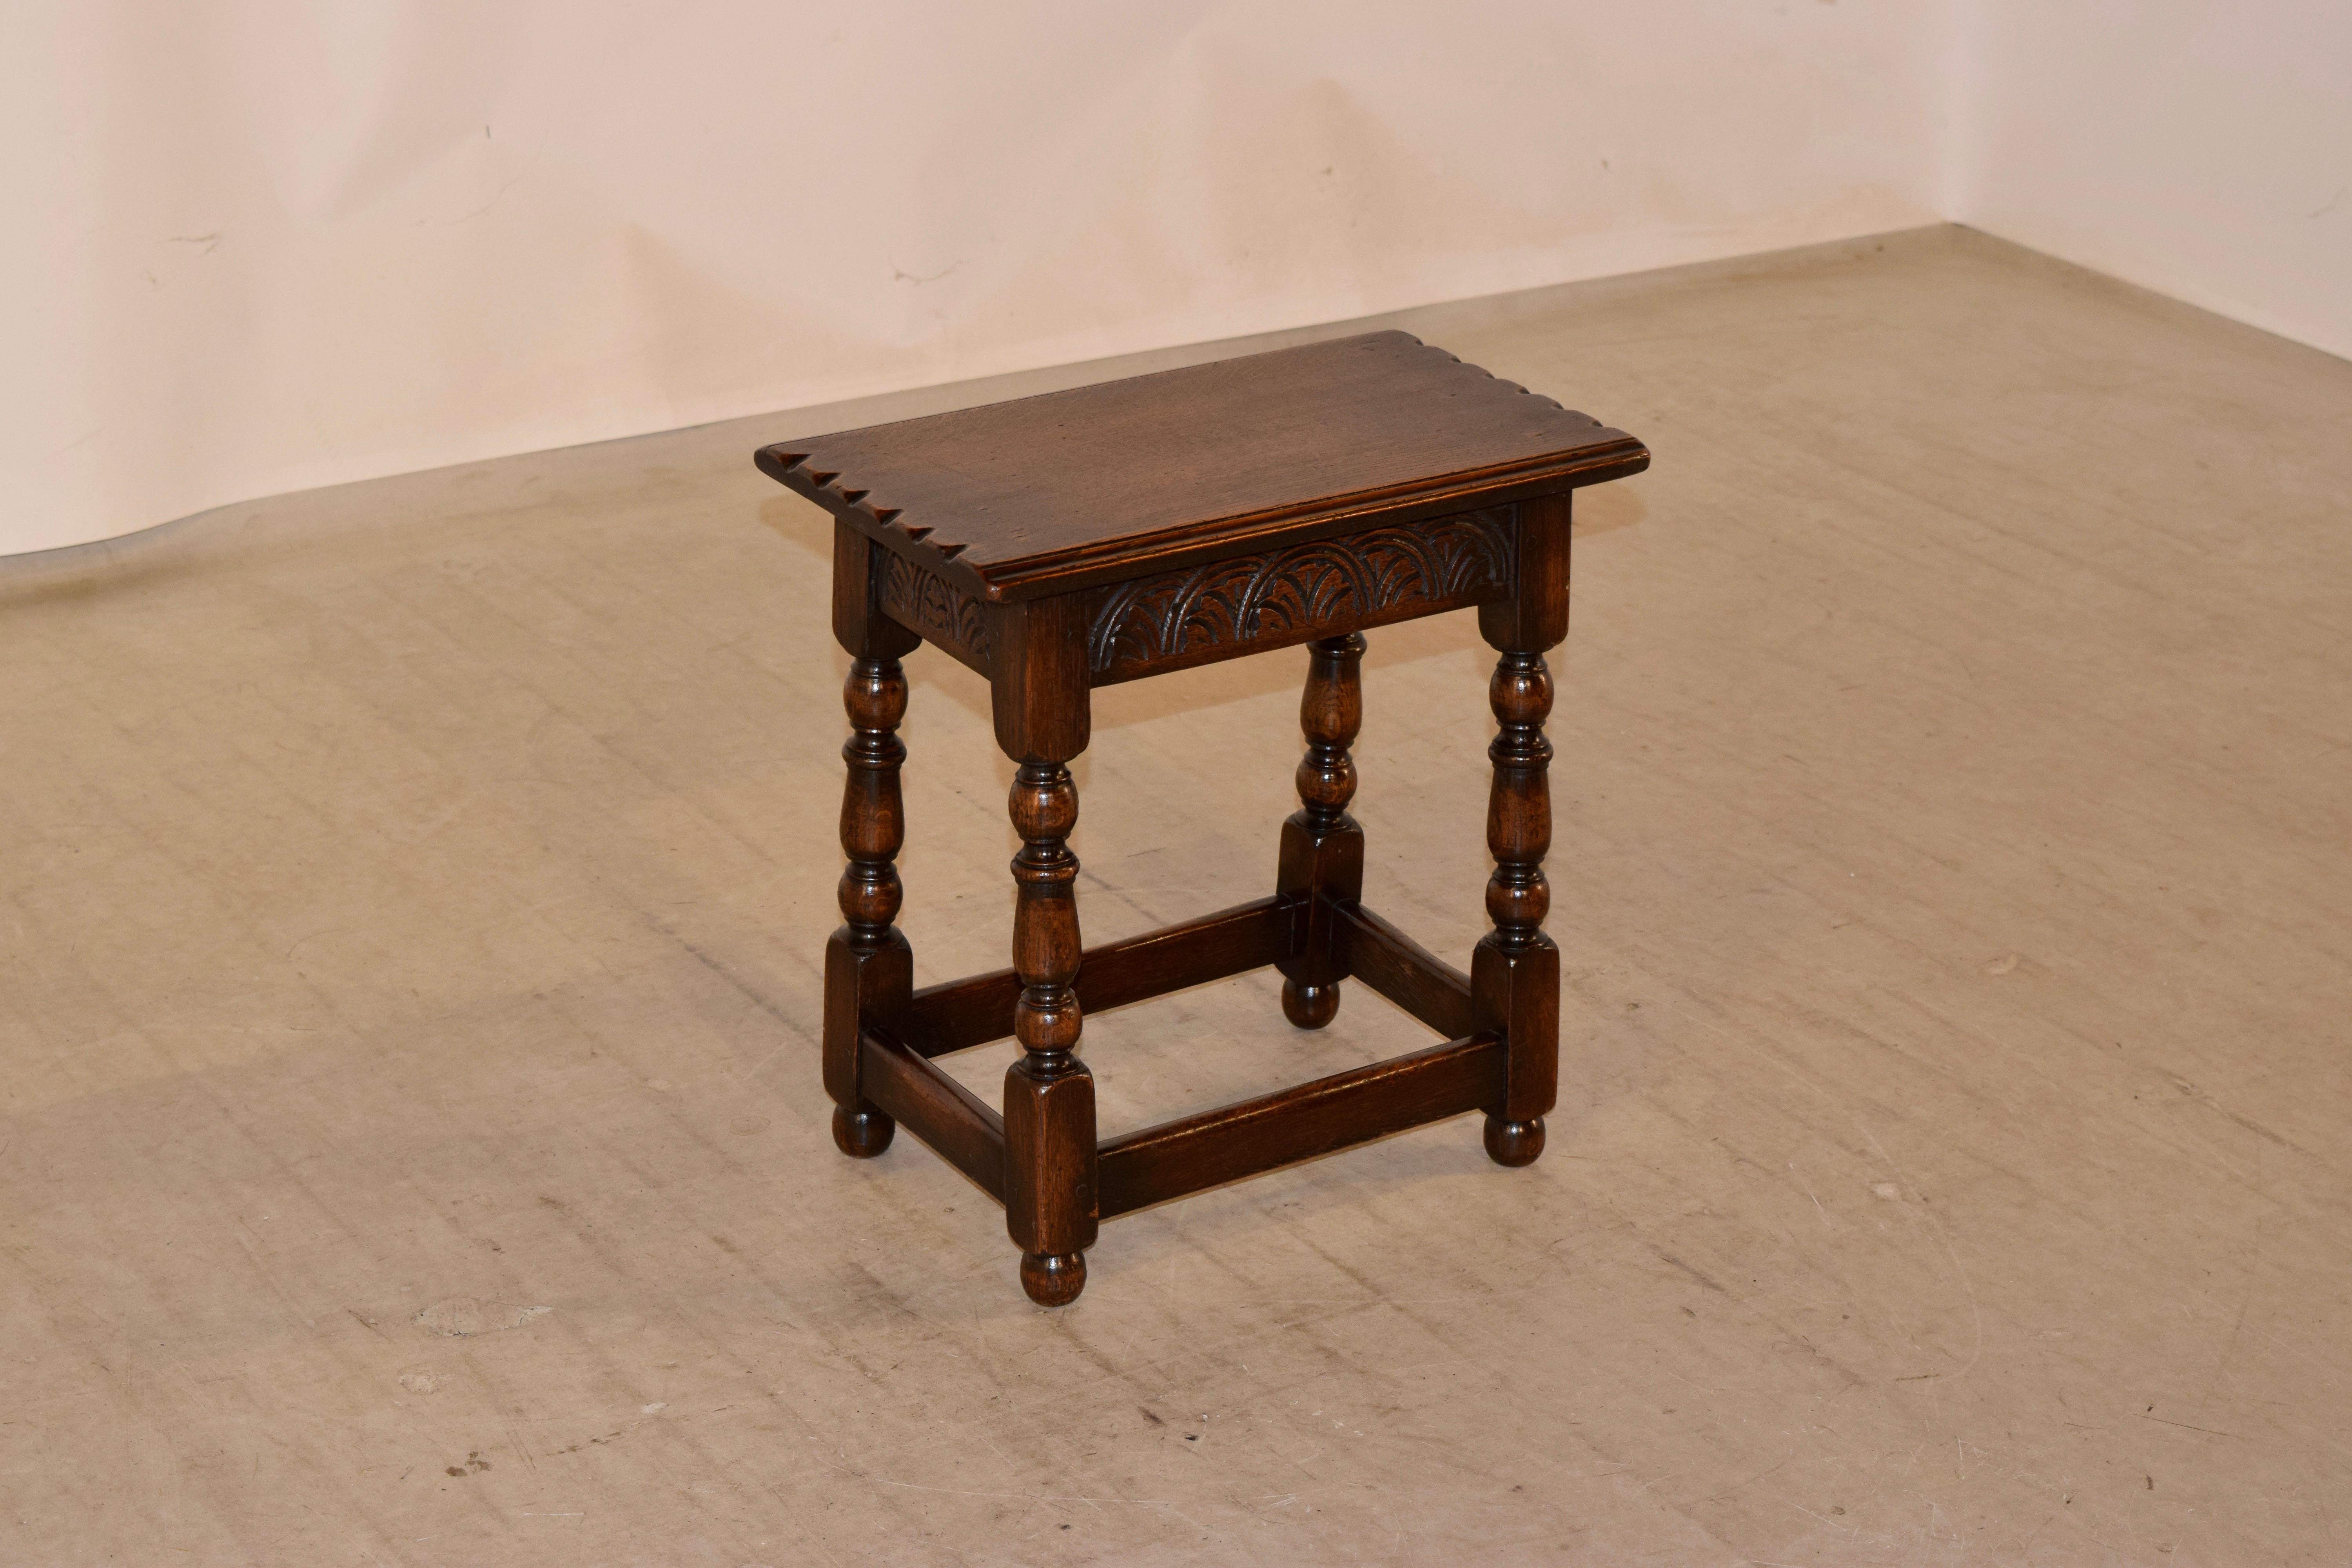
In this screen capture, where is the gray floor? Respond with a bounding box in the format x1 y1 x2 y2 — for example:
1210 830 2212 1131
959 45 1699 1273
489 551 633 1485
5 227 2350 1566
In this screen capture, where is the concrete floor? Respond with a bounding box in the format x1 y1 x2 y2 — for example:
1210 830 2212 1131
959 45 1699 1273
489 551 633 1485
4 227 2350 1565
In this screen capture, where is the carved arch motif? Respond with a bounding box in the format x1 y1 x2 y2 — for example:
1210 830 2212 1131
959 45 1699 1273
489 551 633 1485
1087 507 1515 682
877 550 991 667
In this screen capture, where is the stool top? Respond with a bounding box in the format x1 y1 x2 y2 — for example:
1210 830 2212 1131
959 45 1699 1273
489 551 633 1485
758 330 1646 602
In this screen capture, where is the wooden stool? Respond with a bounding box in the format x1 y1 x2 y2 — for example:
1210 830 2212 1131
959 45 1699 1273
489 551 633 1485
758 331 1648 1306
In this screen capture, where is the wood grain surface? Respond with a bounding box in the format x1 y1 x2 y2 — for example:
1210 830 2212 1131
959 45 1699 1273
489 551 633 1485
757 330 1646 600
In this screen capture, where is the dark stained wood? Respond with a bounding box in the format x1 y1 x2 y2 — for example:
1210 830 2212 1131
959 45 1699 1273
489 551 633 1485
824 933 906 1158
858 1030 1006 1201
875 549 991 677
1000 750 1098 1303
822 544 918 1159
1275 633 1367 1029
831 519 922 662
904 897 1289 1056
1005 762 1084 1066
1479 650 1554 941
1004 1066 1096 1306
989 593 1090 765
1330 899 1477 1040
1478 489 1572 654
801 328 1638 1302
1474 942 1557 1167
760 332 1646 603
1474 509 1566 1168
837 658 909 943
1097 1033 1505 1218
1085 507 1512 684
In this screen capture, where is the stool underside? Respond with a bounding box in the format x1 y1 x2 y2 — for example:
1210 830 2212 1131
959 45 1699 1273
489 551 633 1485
855 891 1505 1220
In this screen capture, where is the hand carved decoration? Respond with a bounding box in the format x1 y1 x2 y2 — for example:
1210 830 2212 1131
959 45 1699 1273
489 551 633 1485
877 550 991 667
788 327 1646 1309
1086 508 1514 683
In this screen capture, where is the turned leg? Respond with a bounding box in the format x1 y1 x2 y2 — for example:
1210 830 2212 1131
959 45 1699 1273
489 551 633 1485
825 523 922 1159
1475 495 1569 1166
825 659 913 1157
991 593 1098 1306
1276 633 1368 1029
1004 762 1097 1304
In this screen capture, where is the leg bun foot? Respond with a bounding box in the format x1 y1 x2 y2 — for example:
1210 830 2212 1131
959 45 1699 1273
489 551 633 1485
1483 1114 1545 1167
1019 1250 1087 1307
831 1105 895 1158
1281 980 1341 1030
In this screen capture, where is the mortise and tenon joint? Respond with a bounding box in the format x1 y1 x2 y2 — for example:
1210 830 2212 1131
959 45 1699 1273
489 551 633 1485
760 331 1649 1305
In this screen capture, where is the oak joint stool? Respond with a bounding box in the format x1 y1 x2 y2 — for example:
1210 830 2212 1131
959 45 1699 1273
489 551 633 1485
758 332 1648 1306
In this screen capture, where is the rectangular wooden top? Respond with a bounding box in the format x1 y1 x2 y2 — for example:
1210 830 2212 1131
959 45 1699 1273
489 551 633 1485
757 330 1647 602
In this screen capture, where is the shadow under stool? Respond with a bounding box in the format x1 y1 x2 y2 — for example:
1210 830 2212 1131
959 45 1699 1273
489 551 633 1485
757 330 1649 1305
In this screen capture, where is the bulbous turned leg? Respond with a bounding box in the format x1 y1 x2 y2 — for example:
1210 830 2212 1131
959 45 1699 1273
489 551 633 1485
1474 493 1570 1169
824 642 915 1163
1276 633 1367 1028
1020 1249 1087 1307
831 1105 895 1158
1473 646 1560 1171
1002 760 1099 1307
1483 1114 1546 1167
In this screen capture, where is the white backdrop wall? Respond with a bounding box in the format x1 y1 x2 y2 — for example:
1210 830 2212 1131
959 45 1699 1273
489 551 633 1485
11 3 2349 561
3 2 1949 557
1949 2 2352 364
